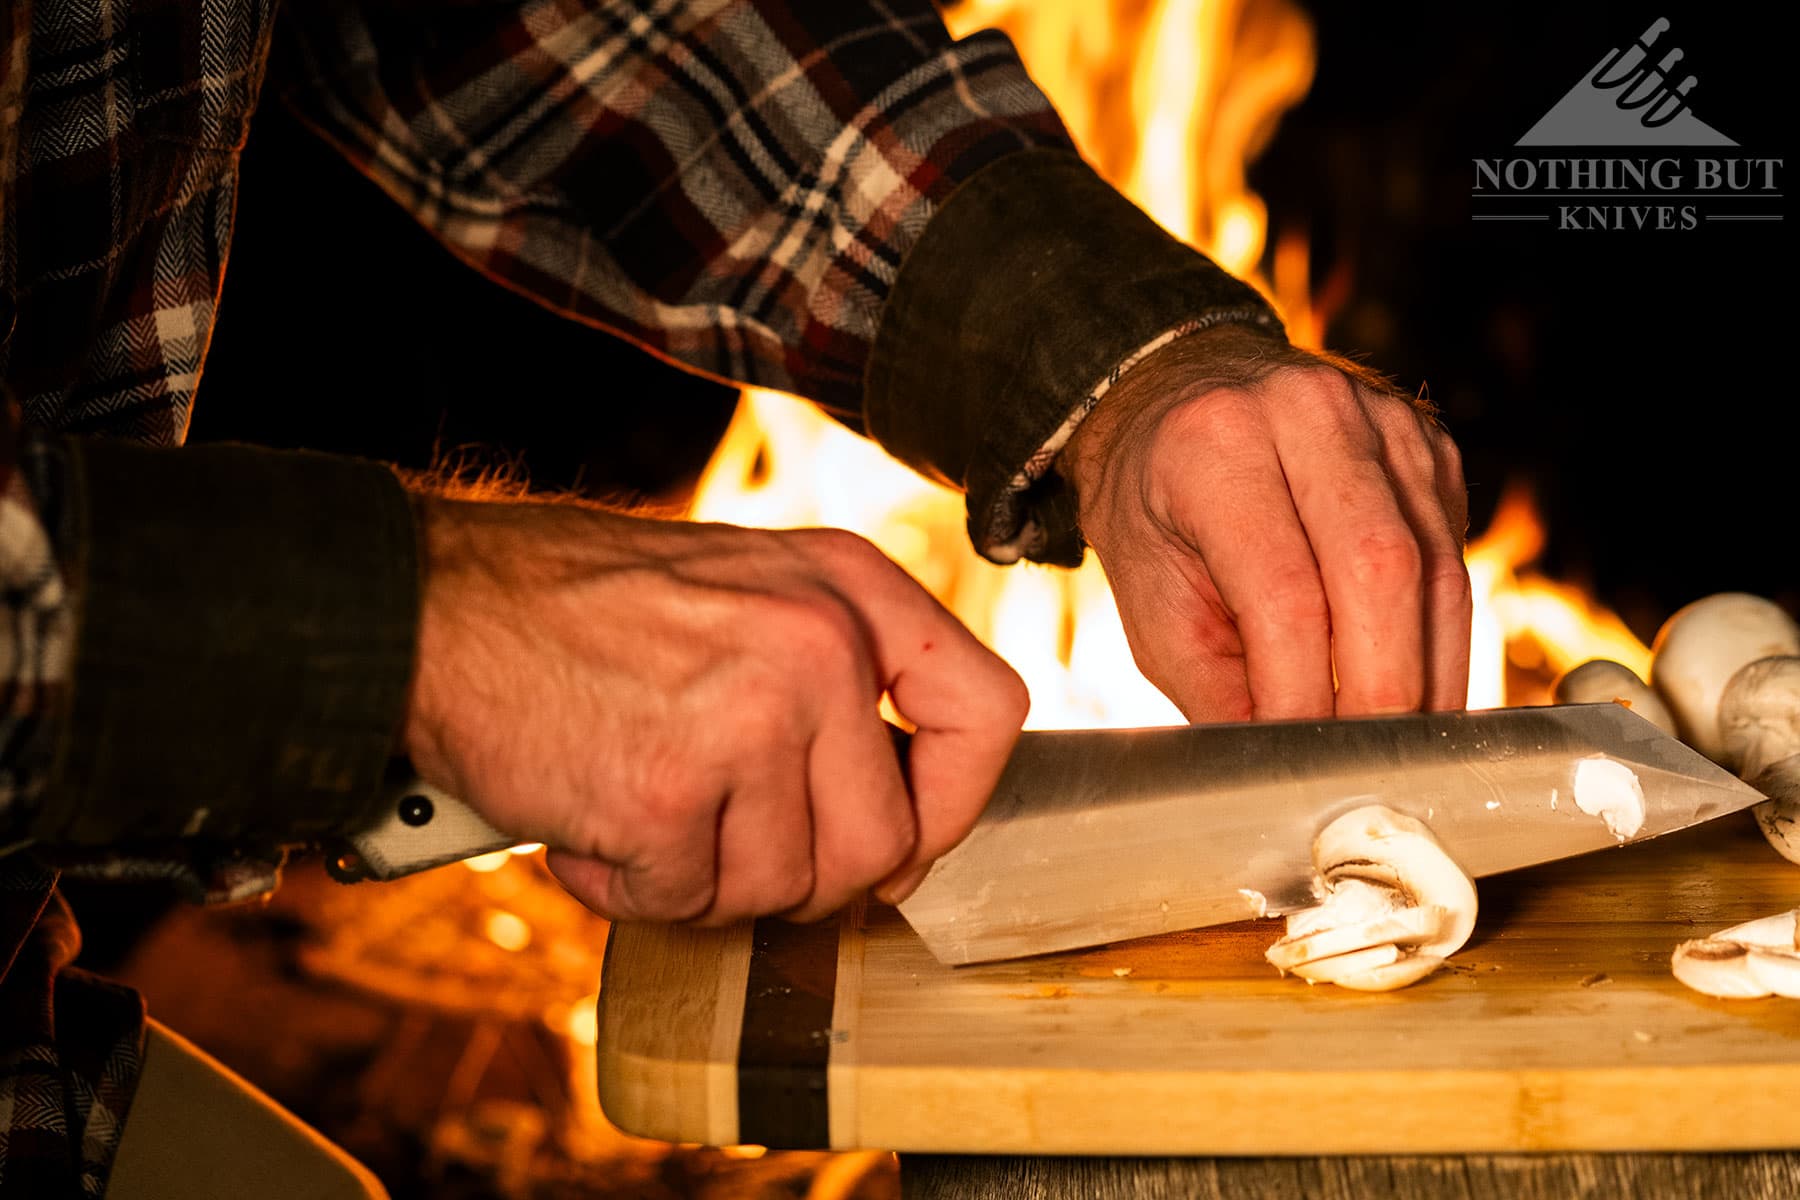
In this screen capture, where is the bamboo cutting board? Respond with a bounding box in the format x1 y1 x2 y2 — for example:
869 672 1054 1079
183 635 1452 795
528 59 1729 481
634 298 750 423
595 816 1800 1155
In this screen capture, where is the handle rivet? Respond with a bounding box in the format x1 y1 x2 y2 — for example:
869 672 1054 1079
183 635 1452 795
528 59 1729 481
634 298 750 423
399 795 435 826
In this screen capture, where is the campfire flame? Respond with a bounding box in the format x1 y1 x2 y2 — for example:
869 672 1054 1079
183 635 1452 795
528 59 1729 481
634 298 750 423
1464 483 1652 708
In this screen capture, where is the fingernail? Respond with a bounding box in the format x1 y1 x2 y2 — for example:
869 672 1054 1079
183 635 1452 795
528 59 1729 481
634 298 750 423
874 865 932 906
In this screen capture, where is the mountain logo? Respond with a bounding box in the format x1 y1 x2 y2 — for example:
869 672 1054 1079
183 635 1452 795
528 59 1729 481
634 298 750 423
1518 18 1735 146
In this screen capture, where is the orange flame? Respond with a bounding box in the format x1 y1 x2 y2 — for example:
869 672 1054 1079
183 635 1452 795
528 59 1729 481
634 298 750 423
1465 484 1651 708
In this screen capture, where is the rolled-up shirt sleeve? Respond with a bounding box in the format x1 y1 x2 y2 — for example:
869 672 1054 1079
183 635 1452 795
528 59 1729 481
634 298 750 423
3 403 420 856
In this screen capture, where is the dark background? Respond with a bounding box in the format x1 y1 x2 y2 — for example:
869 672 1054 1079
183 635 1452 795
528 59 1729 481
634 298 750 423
194 0 1797 643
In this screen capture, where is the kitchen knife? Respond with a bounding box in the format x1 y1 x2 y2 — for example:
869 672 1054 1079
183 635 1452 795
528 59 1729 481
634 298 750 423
897 703 1768 964
326 704 1768 966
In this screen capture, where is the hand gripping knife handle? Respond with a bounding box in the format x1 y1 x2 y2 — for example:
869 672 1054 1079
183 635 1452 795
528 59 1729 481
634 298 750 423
322 727 915 883
325 768 516 883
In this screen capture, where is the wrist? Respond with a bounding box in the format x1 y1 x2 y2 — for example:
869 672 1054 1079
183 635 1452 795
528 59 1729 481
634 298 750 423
1060 322 1294 531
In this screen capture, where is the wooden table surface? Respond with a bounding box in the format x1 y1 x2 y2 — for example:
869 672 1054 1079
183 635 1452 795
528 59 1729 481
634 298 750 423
895 1151 1800 1199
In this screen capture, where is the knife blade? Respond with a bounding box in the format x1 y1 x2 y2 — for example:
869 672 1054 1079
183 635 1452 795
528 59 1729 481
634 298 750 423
330 704 1767 967
896 703 1768 965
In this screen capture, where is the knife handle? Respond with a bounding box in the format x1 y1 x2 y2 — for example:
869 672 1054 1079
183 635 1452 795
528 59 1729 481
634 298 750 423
326 723 916 883
325 770 515 883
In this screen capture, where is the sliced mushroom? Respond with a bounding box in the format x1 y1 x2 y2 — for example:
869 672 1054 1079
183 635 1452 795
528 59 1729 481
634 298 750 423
1649 594 1800 767
1671 908 1800 999
1265 805 1478 992
1671 939 1770 998
1552 659 1677 737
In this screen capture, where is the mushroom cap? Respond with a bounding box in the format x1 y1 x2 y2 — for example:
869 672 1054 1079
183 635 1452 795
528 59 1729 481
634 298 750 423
1649 594 1800 766
1313 805 1479 959
1753 776 1800 867
1719 656 1800 779
1552 659 1677 737
1716 909 1800 950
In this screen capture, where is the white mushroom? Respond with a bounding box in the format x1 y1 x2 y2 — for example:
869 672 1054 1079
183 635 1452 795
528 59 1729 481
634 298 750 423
1671 908 1800 999
1648 593 1800 767
1266 805 1478 992
1714 656 1800 864
1552 659 1677 737
1719 657 1800 781
1751 755 1800 866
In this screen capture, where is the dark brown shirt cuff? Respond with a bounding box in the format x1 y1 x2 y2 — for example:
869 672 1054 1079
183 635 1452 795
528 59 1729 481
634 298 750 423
35 439 419 848
864 147 1284 567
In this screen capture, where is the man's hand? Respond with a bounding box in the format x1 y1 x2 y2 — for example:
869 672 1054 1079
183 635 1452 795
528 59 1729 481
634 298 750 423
1063 325 1472 723
401 499 1027 924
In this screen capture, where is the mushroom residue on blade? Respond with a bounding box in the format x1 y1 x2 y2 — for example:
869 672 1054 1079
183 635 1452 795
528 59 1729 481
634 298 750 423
1237 888 1269 918
1572 755 1647 839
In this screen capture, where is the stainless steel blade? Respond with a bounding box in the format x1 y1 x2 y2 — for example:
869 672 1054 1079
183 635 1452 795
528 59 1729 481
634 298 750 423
897 703 1768 965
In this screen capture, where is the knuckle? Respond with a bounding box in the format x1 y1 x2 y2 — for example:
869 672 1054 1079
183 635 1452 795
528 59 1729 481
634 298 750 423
986 661 1032 727
629 751 704 824
801 526 887 574
1166 391 1264 447
761 593 865 674
1259 569 1330 629
1290 365 1361 411
1344 528 1423 592
627 872 714 924
772 869 817 915
1435 432 1467 486
724 697 800 748
1426 555 1474 612
876 819 921 878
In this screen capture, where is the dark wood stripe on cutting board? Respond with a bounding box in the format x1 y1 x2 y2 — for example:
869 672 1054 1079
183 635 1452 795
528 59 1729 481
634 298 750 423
736 915 841 1147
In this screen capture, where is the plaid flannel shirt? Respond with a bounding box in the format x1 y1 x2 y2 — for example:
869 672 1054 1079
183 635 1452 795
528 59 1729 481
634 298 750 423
1 0 1280 1190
